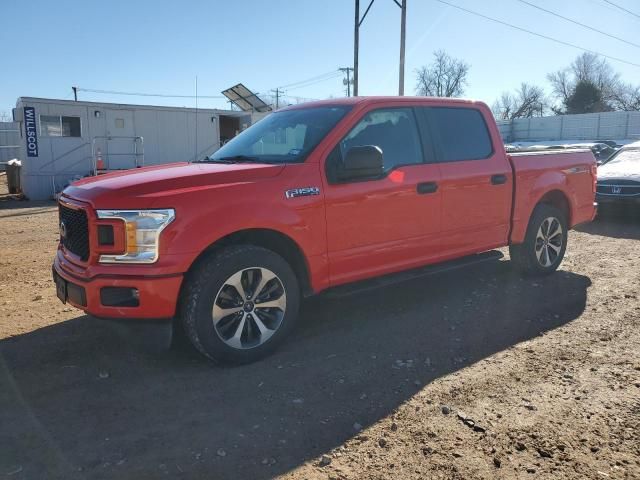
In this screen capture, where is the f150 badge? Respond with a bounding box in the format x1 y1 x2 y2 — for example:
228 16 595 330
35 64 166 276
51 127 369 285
285 187 320 199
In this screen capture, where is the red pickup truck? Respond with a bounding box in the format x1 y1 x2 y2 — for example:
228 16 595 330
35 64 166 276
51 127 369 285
53 97 596 363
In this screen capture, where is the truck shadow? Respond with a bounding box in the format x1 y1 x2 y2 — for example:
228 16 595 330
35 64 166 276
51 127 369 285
0 261 591 480
574 211 640 240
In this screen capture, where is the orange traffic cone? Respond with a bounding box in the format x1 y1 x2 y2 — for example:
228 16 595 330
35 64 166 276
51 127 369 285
96 148 105 171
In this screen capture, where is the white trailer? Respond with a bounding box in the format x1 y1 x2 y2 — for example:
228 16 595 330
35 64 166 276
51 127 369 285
12 97 266 200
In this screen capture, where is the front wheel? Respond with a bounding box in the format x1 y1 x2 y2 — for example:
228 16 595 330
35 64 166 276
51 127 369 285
180 245 300 364
509 204 568 275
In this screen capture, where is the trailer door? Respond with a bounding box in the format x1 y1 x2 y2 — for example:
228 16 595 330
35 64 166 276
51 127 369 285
105 110 139 170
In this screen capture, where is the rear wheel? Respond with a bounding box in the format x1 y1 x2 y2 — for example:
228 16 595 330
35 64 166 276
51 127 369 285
509 204 568 275
180 245 300 364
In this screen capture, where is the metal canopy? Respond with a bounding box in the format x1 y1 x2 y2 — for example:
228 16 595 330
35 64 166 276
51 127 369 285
221 84 272 113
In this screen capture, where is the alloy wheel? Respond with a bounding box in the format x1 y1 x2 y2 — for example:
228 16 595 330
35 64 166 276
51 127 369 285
535 217 563 267
212 267 286 349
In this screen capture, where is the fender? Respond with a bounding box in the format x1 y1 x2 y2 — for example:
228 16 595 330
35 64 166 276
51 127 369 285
157 164 330 292
510 170 573 244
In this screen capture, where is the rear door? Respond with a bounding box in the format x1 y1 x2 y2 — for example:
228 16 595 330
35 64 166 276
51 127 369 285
419 106 512 255
322 106 442 286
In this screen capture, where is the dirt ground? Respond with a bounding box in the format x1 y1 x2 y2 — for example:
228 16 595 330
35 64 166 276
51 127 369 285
0 174 639 480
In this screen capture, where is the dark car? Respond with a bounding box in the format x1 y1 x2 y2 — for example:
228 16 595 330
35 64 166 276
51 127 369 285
595 140 621 149
591 143 617 164
596 143 640 212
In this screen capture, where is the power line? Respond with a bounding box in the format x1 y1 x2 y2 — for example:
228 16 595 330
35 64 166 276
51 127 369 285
435 0 640 68
602 0 640 19
277 70 342 90
76 87 225 99
283 72 343 92
516 0 640 49
283 72 343 91
76 69 345 105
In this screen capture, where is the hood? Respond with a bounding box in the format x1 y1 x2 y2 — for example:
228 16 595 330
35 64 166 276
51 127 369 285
63 162 285 208
598 150 640 182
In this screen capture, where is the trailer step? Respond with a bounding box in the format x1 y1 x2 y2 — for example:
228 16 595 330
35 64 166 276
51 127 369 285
324 250 504 298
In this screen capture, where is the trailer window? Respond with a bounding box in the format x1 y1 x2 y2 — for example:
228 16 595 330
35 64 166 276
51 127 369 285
40 115 81 137
426 107 492 162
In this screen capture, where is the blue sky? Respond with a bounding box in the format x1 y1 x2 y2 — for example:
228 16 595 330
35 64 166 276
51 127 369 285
1 0 639 114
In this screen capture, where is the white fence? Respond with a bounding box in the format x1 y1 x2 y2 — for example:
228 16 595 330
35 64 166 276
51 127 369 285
0 122 20 169
497 111 640 143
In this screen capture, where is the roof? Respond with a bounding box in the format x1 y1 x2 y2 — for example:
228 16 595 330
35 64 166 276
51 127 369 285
15 97 248 116
279 96 489 111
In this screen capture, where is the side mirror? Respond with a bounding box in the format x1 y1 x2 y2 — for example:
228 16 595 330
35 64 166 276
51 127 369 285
337 145 384 181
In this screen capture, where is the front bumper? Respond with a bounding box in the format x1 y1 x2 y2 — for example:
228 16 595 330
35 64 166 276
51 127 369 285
53 252 183 319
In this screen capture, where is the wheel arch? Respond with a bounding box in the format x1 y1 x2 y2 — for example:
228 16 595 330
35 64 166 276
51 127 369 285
511 187 573 245
537 189 571 226
185 228 314 297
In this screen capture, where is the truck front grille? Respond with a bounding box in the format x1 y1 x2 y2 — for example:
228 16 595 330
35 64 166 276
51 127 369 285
59 203 90 261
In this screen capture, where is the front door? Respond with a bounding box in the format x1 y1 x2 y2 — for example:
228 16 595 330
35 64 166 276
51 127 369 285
323 107 442 286
105 110 137 170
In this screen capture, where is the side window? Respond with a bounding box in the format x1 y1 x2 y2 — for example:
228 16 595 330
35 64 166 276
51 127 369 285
427 107 492 162
340 108 423 172
40 115 81 137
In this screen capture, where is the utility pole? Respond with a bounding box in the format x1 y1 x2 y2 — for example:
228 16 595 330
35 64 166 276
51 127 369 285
72 86 78 101
352 0 406 96
339 67 354 96
399 0 406 96
354 0 360 96
354 0 375 96
195 76 198 162
271 88 284 110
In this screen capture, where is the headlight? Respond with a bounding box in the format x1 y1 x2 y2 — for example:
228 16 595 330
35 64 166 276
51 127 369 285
96 209 175 264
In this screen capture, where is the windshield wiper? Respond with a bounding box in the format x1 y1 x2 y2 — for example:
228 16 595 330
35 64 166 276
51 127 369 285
196 155 278 165
195 157 237 164
212 155 261 163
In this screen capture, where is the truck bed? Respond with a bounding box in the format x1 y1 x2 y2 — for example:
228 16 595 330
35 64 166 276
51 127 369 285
508 149 596 244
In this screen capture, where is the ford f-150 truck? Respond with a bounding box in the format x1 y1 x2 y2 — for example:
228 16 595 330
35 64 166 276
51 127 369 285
53 97 597 363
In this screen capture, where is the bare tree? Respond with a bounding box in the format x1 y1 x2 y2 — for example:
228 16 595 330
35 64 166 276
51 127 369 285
547 69 573 106
492 83 547 120
547 53 621 111
611 83 640 111
415 50 470 98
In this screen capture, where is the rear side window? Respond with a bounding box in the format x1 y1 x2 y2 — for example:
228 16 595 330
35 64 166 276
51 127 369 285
426 107 492 162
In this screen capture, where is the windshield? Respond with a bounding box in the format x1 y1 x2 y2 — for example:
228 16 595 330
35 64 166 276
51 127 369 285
603 148 640 167
206 106 351 164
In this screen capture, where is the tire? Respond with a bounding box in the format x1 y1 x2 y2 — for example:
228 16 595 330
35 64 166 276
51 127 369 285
180 245 300 364
509 204 568 276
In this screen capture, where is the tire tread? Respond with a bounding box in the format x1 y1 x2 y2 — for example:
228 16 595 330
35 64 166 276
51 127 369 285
509 204 567 276
179 245 299 364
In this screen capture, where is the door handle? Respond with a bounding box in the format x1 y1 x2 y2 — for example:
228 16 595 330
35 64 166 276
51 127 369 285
491 174 508 185
417 181 438 194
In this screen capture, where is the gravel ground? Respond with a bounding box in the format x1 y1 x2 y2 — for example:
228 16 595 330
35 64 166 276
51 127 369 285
0 175 639 480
